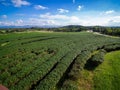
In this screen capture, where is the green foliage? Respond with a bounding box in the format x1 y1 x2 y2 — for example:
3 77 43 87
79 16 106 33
90 49 106 66
91 26 120 36
104 44 120 52
94 51 120 90
0 32 120 90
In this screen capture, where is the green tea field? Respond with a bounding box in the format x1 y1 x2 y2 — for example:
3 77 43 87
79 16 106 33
0 32 120 90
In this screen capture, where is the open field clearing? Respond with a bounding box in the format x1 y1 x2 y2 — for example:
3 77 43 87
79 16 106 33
94 50 120 90
77 50 120 90
0 32 120 90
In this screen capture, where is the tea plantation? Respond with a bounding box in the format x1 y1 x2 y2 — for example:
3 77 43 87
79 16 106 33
0 32 120 90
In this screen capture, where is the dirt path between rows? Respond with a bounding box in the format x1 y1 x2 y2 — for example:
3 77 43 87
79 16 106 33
93 32 119 38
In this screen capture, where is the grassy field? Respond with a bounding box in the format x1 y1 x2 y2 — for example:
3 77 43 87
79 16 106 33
94 51 120 90
0 32 120 90
77 51 120 90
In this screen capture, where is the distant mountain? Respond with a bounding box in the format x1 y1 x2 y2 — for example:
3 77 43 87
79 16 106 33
0 25 60 29
0 25 120 29
61 25 84 28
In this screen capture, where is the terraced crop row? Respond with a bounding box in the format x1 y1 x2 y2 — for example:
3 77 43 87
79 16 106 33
0 32 120 90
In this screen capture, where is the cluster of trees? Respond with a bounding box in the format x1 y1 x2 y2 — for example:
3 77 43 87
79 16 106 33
55 25 87 32
29 25 87 32
90 26 120 36
0 25 120 36
0 25 87 33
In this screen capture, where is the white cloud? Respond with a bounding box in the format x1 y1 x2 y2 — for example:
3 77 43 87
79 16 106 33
77 5 83 11
0 13 106 26
39 13 86 25
39 13 69 20
28 18 56 26
1 15 7 19
106 16 120 26
0 19 24 26
57 8 69 13
70 16 80 23
11 0 30 7
105 10 115 14
16 19 23 24
0 21 14 26
34 5 48 10
107 20 120 26
1 12 120 26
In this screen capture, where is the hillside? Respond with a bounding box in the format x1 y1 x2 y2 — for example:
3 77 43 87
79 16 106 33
0 32 120 90
0 25 120 36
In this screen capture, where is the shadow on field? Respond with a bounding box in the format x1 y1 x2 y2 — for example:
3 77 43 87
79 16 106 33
84 59 99 71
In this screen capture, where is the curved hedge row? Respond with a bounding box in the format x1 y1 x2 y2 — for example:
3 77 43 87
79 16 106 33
0 32 120 90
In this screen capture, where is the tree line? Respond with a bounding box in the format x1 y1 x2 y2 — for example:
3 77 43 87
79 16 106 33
0 25 120 36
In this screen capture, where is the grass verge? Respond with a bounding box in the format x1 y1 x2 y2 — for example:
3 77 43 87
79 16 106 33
77 50 120 90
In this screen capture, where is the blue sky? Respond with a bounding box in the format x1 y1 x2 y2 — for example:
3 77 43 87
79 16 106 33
0 0 120 26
